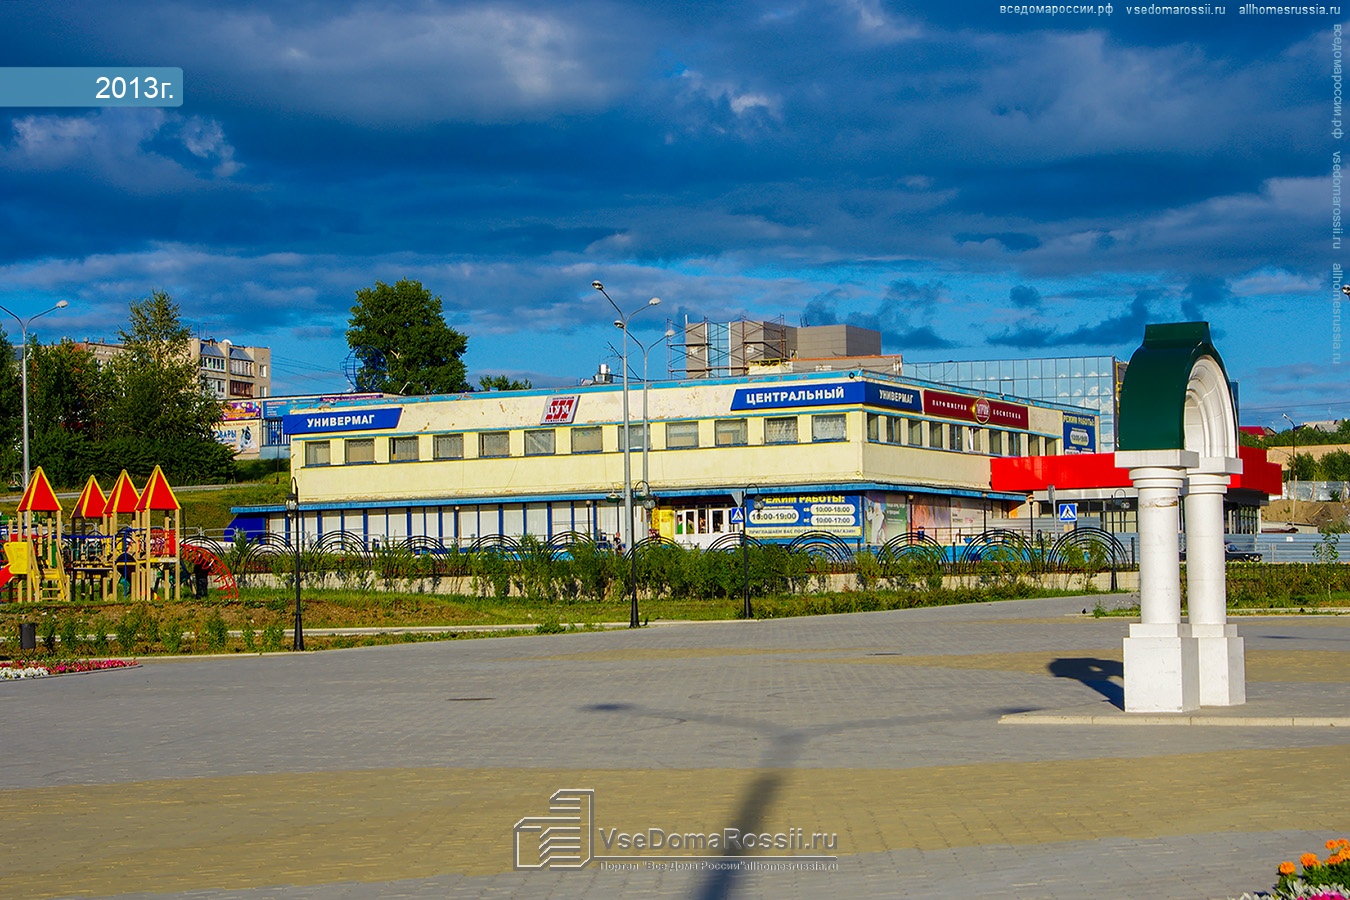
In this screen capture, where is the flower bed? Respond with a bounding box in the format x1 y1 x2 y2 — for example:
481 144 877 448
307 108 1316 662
1235 839 1350 899
0 659 137 680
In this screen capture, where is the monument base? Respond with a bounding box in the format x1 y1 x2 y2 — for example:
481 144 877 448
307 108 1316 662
1124 623 1199 713
1192 623 1246 706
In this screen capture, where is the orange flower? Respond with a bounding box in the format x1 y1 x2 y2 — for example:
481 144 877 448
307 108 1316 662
1329 853 1346 865
1301 852 1321 868
1279 861 1297 875
1329 839 1341 851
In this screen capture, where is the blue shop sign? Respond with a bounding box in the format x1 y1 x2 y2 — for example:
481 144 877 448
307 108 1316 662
283 407 403 435
1061 412 1097 454
730 381 921 413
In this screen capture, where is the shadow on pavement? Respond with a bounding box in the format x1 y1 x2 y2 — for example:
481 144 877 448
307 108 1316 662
1047 657 1125 709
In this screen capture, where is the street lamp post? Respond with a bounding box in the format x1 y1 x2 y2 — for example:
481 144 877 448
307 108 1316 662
740 487 765 619
286 477 304 651
592 281 661 628
0 300 69 487
1281 413 1299 525
628 327 677 497
1109 488 1128 592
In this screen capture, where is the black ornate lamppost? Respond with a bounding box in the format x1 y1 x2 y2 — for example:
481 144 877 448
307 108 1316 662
286 477 304 651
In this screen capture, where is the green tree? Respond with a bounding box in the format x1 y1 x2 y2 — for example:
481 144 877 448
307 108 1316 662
1288 452 1318 483
0 326 20 485
28 339 107 442
478 374 532 392
104 290 222 441
346 279 469 394
1320 449 1350 483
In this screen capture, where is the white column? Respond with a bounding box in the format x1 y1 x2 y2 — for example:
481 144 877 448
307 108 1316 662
1185 462 1245 706
1117 451 1200 713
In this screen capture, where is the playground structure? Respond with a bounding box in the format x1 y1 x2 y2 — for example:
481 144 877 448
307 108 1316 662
1 466 238 603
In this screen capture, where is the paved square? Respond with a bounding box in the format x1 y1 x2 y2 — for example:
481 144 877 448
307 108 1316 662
2 595 1347 899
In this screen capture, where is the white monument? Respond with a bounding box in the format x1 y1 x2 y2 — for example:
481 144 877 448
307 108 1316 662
1115 323 1245 713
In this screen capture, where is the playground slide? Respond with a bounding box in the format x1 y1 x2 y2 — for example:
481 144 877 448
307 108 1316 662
0 563 11 589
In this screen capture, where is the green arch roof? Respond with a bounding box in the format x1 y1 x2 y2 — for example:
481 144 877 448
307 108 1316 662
1116 321 1230 451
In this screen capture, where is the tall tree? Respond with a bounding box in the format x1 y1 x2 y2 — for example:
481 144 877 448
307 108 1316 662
105 290 223 441
347 279 470 394
0 327 20 485
28 339 107 442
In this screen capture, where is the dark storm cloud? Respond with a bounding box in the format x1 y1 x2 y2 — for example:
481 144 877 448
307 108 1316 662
1009 285 1041 309
0 0 1333 406
987 291 1157 350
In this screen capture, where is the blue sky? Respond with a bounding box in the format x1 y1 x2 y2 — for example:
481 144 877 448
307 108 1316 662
0 1 1342 426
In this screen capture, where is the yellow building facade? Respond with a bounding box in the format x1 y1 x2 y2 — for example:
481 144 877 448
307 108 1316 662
232 371 1095 550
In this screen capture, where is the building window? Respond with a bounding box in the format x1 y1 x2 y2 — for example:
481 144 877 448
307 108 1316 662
304 440 330 467
229 380 254 398
479 431 510 458
969 428 982 453
666 421 699 449
909 419 924 445
390 436 419 462
1045 437 1059 455
888 416 905 444
571 426 602 454
345 438 375 464
811 414 846 442
928 422 944 449
989 430 1004 456
765 417 798 444
525 429 555 456
618 424 647 451
867 414 880 443
715 418 748 446
434 433 464 460
948 424 963 451
1008 432 1023 456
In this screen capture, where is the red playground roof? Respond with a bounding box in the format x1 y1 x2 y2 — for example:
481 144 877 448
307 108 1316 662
72 475 108 519
135 465 181 512
991 445 1283 496
17 467 61 513
105 470 141 516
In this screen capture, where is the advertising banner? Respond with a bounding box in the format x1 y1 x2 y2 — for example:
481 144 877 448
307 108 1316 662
1061 412 1098 454
923 390 1028 430
214 420 260 454
745 493 862 538
222 399 263 421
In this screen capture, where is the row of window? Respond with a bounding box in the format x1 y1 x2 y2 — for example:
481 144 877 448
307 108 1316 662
304 415 847 466
303 411 1061 466
865 413 1059 456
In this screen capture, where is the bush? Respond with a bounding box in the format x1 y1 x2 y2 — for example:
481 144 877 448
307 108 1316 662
59 617 82 653
161 617 186 654
261 623 285 652
200 610 229 653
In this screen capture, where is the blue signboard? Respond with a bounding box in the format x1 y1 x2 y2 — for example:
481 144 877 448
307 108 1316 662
1058 503 1078 522
730 380 922 413
863 382 922 412
731 382 857 411
283 407 403 435
1061 413 1098 454
744 493 862 538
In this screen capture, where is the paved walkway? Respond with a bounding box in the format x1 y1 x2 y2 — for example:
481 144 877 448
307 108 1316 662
1 596 1347 899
